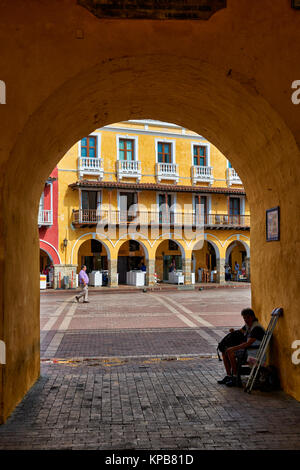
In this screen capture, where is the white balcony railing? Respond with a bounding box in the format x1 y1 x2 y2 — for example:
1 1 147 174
191 165 213 185
38 209 53 226
226 167 243 186
78 157 104 179
156 162 179 183
116 160 142 182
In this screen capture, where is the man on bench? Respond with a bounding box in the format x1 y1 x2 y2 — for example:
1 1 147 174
218 308 265 387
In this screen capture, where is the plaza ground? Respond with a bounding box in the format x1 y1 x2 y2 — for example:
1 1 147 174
0 286 300 450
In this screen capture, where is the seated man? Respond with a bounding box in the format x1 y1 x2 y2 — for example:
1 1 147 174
218 308 265 387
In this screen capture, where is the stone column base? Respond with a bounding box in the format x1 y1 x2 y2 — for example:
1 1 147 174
108 259 118 287
245 257 251 281
217 258 226 284
146 259 156 286
183 258 192 284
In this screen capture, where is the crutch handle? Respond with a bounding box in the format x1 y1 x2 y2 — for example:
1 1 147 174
271 307 283 317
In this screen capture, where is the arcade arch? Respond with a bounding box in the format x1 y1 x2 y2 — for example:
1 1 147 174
225 240 250 282
77 238 109 274
39 248 52 274
117 239 148 285
192 239 220 283
154 239 185 283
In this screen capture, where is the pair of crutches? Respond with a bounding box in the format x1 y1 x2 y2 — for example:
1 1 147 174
244 307 283 393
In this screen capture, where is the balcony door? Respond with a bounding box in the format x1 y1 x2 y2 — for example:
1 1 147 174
81 190 101 222
158 193 175 224
119 191 138 222
194 195 207 224
39 192 44 215
229 197 240 224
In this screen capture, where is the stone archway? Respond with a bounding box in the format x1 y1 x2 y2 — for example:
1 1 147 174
192 238 221 283
1 1 300 422
117 239 148 285
154 239 185 283
77 238 109 282
225 240 250 282
39 248 53 273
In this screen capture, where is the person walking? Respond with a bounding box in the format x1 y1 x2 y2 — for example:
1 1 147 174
234 261 240 281
75 265 90 303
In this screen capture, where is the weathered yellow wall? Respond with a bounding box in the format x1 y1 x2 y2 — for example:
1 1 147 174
0 0 300 423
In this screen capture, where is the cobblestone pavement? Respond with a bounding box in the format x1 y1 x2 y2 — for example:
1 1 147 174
1 287 300 450
1 358 300 450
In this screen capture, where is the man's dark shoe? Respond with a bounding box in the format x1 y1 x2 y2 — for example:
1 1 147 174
75 296 79 303
225 376 238 387
217 375 231 384
83 300 90 303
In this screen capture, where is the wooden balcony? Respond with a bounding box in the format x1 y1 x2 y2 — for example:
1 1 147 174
196 213 250 229
72 209 250 229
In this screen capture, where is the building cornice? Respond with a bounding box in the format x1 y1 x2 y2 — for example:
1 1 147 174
69 180 246 196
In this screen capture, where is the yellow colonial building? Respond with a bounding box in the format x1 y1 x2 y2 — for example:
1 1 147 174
53 120 250 288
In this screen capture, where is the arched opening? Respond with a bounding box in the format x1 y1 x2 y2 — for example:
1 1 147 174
225 240 250 282
155 239 185 283
192 240 219 283
1 36 300 421
77 238 108 285
117 239 147 285
39 248 52 274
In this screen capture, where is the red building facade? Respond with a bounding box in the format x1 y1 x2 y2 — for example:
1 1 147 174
39 167 60 270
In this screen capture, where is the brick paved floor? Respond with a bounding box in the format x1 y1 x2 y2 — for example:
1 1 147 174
1 287 300 450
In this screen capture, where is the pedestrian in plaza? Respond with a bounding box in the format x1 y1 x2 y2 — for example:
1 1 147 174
234 261 240 281
140 261 147 272
225 264 231 281
169 259 176 273
75 265 90 303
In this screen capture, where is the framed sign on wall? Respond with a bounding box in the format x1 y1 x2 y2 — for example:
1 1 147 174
292 0 300 9
266 206 280 242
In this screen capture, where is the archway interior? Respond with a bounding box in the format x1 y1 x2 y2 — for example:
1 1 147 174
225 241 248 282
3 54 300 425
78 239 108 274
117 240 146 284
192 240 218 283
155 239 184 282
39 249 52 273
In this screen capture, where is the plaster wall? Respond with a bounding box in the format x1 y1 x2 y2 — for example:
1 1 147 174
0 0 300 422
